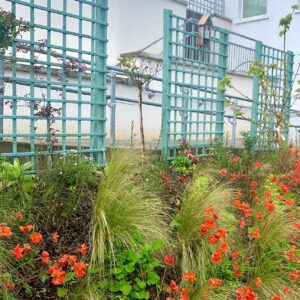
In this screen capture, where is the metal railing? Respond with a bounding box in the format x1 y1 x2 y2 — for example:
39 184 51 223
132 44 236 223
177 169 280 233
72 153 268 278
187 0 225 16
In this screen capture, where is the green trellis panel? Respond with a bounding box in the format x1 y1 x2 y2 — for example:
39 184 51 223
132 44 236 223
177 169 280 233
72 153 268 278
0 0 108 166
251 41 294 150
162 9 228 160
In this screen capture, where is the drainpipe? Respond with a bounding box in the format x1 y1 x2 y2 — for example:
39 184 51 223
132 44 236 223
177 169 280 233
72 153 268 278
0 49 5 139
109 71 116 146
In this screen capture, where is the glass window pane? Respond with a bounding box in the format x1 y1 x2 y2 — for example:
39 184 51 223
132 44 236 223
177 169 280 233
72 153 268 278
243 0 267 18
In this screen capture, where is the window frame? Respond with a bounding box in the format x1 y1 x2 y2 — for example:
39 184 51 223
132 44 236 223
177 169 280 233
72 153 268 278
240 0 268 22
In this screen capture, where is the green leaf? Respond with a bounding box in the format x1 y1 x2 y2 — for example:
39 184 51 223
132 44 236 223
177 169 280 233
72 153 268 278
120 283 132 296
147 272 160 285
130 290 150 299
57 288 67 298
64 272 74 283
135 278 147 289
150 240 164 252
125 263 135 273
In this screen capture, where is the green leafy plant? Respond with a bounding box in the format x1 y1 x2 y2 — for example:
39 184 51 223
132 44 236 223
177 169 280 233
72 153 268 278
171 155 195 176
106 240 163 299
0 9 30 49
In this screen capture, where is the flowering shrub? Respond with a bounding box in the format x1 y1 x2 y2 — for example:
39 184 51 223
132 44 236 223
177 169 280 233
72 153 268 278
0 212 88 299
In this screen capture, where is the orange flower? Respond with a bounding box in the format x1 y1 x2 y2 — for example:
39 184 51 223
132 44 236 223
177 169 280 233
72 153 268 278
219 242 229 254
219 168 227 176
51 267 65 285
265 200 275 212
3 282 14 290
283 286 289 294
19 225 33 232
289 270 299 281
236 286 257 300
12 244 24 259
30 232 42 244
0 223 12 237
232 156 239 163
164 255 175 266
74 261 86 278
68 255 77 267
239 218 246 230
232 250 240 259
208 278 222 289
233 269 242 277
42 251 50 265
23 243 31 255
248 228 260 239
211 250 222 264
255 161 262 168
52 232 59 243
255 277 262 288
205 206 214 216
256 212 263 221
183 272 196 282
17 211 23 221
58 254 69 267
80 243 87 257
169 280 178 292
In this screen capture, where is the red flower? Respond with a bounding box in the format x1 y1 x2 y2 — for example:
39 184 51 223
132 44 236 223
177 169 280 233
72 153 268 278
30 232 42 244
283 286 289 294
248 228 260 239
219 168 228 176
265 200 275 212
164 255 175 266
163 177 170 185
255 277 262 288
255 161 262 168
250 181 258 188
180 288 190 300
236 286 257 300
256 212 263 220
74 261 86 278
208 277 222 288
289 270 299 281
233 269 242 277
239 218 246 230
0 223 12 237
183 272 196 282
19 225 33 232
58 254 69 267
208 235 219 245
169 280 178 292
219 241 229 254
80 243 87 256
232 250 240 259
12 244 24 259
50 266 65 285
68 255 77 267
179 177 188 183
17 211 23 221
211 250 222 264
232 156 239 163
3 282 14 290
230 173 237 181
272 295 282 300
42 251 50 265
52 232 59 243
205 206 214 216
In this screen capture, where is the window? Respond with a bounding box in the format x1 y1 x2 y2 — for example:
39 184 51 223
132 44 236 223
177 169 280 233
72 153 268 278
242 0 267 20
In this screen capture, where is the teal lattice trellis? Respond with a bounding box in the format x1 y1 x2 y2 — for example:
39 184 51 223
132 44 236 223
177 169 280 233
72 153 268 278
0 0 108 166
162 9 228 160
251 41 294 150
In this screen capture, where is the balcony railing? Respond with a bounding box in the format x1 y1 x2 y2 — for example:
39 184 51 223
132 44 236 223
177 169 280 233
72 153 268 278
187 0 225 16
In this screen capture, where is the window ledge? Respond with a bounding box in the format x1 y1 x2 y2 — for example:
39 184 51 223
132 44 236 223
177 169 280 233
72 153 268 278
235 15 269 25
